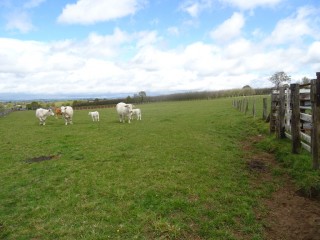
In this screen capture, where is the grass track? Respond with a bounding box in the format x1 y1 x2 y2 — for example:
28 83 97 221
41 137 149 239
0 98 269 239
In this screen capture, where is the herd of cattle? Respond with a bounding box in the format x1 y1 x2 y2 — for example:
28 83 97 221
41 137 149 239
35 102 142 126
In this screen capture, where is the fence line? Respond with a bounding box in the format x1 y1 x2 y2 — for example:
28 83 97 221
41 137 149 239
0 109 15 117
73 104 116 110
270 72 319 169
232 95 267 119
232 72 320 170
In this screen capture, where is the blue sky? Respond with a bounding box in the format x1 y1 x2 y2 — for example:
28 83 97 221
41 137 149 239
0 0 320 100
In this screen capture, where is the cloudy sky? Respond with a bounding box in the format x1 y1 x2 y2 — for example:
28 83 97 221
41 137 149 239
0 0 319 99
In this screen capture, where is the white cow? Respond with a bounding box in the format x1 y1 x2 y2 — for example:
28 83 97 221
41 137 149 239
132 108 142 120
60 106 74 125
116 102 133 123
88 111 99 122
35 108 54 125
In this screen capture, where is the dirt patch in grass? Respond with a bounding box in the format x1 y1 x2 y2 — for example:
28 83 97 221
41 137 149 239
247 159 267 172
243 135 320 240
25 155 60 163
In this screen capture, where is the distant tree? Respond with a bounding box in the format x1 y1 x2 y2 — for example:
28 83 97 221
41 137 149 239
269 71 291 89
126 95 133 103
133 94 139 103
29 101 41 110
0 103 4 112
301 76 311 85
139 91 147 103
72 100 79 107
242 85 255 96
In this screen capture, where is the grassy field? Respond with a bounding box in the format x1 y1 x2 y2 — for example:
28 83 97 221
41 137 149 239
0 97 286 239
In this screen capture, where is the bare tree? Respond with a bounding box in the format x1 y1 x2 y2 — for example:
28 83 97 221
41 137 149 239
138 91 147 103
269 71 291 89
242 85 256 96
301 76 310 84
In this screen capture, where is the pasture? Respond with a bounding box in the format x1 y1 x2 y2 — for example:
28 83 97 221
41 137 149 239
1 98 272 239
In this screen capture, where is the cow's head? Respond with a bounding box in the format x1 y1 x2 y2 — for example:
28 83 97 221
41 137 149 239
125 104 133 115
48 109 55 116
60 106 67 113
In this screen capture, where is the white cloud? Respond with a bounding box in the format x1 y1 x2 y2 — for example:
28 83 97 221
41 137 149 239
210 12 245 42
167 27 180 36
224 38 253 58
306 41 320 63
266 6 319 45
0 17 319 98
180 0 213 18
134 31 161 49
57 0 144 24
183 2 200 17
81 28 130 58
3 0 46 34
5 10 35 33
24 0 46 9
219 0 283 10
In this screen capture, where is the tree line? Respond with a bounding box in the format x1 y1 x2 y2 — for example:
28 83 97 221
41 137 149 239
71 87 271 108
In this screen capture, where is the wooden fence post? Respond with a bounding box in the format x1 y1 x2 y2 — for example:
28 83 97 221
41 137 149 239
262 98 267 120
270 91 278 134
311 73 320 169
252 98 256 118
290 84 301 154
241 98 244 112
245 98 249 114
276 87 285 139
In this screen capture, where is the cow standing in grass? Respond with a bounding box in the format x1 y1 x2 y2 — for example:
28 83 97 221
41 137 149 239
132 108 142 120
55 107 62 119
88 111 99 122
36 108 54 125
116 102 133 123
60 106 74 125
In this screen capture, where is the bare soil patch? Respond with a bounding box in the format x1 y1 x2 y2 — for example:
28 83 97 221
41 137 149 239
25 155 60 163
243 135 320 240
247 159 267 172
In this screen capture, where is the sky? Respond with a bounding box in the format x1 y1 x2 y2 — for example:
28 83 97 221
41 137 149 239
0 0 320 100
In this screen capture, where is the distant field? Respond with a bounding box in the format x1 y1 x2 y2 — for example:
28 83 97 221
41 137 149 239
1 97 271 239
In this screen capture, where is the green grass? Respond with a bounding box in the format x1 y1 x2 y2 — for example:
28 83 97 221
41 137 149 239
0 98 280 239
255 135 320 196
240 96 320 196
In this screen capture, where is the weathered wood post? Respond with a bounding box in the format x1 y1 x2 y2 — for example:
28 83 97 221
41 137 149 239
311 73 320 169
263 98 267 120
290 84 301 154
241 97 245 112
245 98 249 114
270 91 278 134
252 98 256 118
270 90 279 133
276 87 286 139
